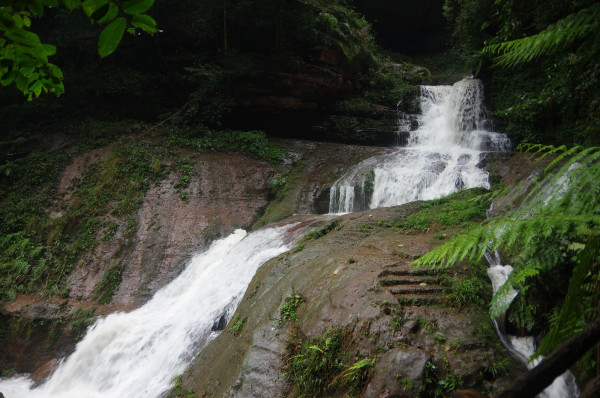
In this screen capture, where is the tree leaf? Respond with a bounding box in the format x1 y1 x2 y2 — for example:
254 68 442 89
82 0 108 18
28 0 44 16
5 29 42 48
61 0 81 10
41 44 56 56
42 0 59 6
12 14 24 29
97 17 125 58
131 14 156 33
122 0 153 15
97 2 117 25
0 70 16 86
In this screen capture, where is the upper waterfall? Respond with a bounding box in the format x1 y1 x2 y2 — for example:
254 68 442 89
329 78 511 213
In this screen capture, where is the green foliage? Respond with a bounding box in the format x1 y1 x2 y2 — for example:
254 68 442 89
390 314 403 334
267 175 287 201
303 220 341 240
446 277 487 307
334 357 375 396
486 356 510 378
422 358 457 397
0 131 170 301
483 4 600 69
354 64 420 110
413 144 600 362
169 375 195 398
68 307 96 339
92 263 123 304
417 318 438 334
445 0 600 146
286 329 346 397
0 0 156 99
228 314 244 336
279 294 304 325
168 128 282 163
397 375 413 390
392 188 490 232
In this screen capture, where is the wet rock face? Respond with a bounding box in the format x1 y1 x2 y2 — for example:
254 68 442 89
0 151 276 373
65 153 276 307
364 348 428 397
182 206 522 397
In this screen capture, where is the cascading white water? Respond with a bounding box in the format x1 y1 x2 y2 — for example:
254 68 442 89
329 78 511 213
0 224 299 398
486 252 580 398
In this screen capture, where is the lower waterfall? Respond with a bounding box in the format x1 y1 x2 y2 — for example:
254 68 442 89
0 225 299 398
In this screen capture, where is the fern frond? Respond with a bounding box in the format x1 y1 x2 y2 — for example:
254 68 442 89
483 4 600 68
513 265 540 285
543 145 584 175
411 215 599 269
536 237 600 358
536 145 567 162
521 146 599 211
490 281 518 319
517 143 545 155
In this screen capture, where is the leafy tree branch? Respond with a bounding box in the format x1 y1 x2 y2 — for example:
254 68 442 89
0 0 157 99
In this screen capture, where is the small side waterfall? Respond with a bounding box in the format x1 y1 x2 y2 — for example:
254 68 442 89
485 252 580 398
329 78 511 213
0 225 299 398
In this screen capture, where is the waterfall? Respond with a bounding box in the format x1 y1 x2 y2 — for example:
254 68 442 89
329 78 511 213
0 224 299 398
485 252 580 398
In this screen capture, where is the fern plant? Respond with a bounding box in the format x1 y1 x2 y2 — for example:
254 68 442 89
412 144 600 358
482 4 600 68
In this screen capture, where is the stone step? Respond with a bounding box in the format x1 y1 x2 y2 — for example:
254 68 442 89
379 276 442 286
379 268 440 277
394 294 444 307
390 285 446 295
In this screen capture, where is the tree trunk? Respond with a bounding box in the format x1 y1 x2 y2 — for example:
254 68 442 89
223 0 228 52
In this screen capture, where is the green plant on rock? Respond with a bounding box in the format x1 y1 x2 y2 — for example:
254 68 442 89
228 314 244 336
68 308 96 339
334 357 376 396
417 318 438 334
267 175 287 201
279 294 305 326
286 329 346 397
92 264 123 304
397 375 413 390
390 314 404 334
412 144 600 369
169 375 195 398
304 220 341 240
446 277 486 307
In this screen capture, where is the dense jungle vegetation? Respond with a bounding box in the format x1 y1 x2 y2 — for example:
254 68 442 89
1 0 599 394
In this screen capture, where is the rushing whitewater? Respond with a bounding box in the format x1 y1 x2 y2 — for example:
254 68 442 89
486 253 580 398
0 225 299 398
329 78 511 213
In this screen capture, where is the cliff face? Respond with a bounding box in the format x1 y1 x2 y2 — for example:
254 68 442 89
181 205 519 398
0 137 382 377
